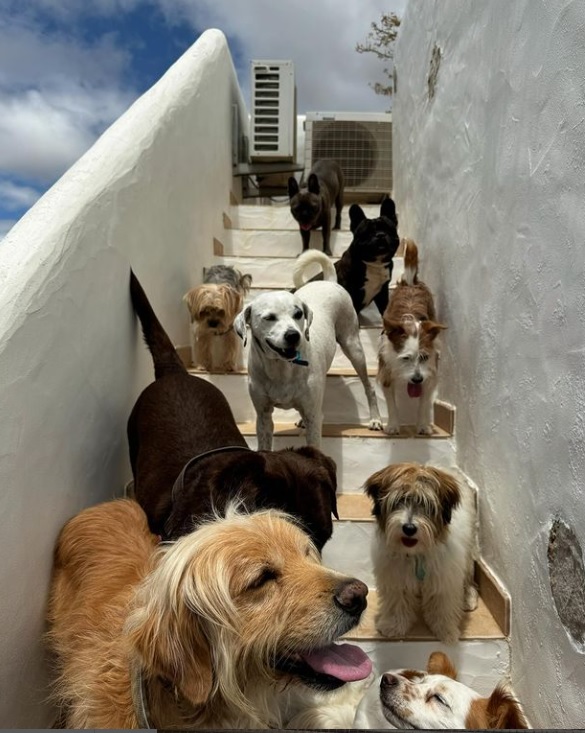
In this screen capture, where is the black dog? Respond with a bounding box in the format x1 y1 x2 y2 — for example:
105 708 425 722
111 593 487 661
128 271 338 550
288 158 344 256
293 196 400 316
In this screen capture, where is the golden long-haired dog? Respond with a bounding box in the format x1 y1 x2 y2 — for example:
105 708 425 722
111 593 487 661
365 463 478 644
378 239 446 435
47 499 372 729
183 265 252 372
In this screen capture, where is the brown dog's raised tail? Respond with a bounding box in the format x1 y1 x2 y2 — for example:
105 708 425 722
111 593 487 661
130 270 185 380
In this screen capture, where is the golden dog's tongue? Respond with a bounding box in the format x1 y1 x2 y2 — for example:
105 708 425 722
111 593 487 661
407 382 422 398
301 643 372 682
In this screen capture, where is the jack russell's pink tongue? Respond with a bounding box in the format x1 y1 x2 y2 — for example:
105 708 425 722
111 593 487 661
407 382 423 398
300 643 372 682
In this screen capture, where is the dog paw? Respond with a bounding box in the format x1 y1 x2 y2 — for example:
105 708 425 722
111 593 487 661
416 424 434 435
375 619 408 638
295 417 306 429
384 423 401 436
368 418 384 431
323 248 333 257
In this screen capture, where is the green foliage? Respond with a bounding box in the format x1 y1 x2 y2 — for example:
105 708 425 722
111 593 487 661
356 12 401 98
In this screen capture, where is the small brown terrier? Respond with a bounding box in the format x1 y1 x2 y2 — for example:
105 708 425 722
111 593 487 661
183 265 252 372
378 240 446 435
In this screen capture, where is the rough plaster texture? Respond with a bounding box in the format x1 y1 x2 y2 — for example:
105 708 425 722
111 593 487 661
393 0 585 727
0 29 245 726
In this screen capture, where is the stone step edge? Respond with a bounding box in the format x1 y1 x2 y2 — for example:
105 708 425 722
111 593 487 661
343 589 505 642
236 420 452 440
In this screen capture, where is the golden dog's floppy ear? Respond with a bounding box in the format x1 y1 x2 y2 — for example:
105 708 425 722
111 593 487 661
363 466 394 521
127 596 213 708
220 285 243 325
234 303 252 346
426 651 458 679
183 287 203 322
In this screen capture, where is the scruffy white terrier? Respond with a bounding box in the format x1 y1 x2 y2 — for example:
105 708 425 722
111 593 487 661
183 265 251 372
365 463 478 644
378 239 446 435
354 651 529 729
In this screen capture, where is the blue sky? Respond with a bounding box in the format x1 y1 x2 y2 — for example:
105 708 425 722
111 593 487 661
0 0 406 239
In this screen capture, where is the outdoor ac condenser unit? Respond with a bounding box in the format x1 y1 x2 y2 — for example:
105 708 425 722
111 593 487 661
250 60 296 162
304 111 392 200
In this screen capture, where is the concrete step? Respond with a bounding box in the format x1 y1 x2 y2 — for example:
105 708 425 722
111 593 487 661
194 369 443 427
213 253 405 289
239 421 456 490
216 228 355 258
226 203 382 231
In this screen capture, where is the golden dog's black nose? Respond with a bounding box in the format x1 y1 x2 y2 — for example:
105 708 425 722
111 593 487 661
334 578 368 616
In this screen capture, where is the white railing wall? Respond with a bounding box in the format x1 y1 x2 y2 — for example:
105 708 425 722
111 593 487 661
0 28 245 726
393 1 585 727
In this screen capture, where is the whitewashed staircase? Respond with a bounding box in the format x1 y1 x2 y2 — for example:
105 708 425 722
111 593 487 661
177 199 512 694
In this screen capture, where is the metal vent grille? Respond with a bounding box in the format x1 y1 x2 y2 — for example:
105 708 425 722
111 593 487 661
253 67 281 152
309 119 392 193
250 61 295 161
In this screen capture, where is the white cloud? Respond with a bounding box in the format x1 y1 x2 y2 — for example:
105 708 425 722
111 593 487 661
0 219 17 241
156 0 407 113
0 180 41 210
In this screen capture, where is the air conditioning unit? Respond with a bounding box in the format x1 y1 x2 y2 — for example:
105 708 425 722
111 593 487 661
250 60 296 162
304 111 392 201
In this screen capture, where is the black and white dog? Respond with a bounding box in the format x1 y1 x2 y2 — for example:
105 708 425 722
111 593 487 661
293 196 400 316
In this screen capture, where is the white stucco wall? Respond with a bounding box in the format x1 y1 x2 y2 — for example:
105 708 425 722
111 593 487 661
393 1 585 727
0 28 245 726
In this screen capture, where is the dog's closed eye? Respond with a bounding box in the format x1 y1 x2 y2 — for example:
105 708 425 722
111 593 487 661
429 693 450 708
247 567 279 591
262 313 277 322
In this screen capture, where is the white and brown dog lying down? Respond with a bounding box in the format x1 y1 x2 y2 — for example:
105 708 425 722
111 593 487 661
234 281 382 450
46 499 373 729
353 651 529 729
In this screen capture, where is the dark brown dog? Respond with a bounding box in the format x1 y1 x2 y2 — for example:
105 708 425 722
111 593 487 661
128 271 339 550
288 158 344 256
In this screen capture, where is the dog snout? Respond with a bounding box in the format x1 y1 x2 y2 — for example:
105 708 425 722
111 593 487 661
411 374 424 384
284 329 301 346
402 523 417 537
334 578 368 616
381 673 400 689
208 319 220 328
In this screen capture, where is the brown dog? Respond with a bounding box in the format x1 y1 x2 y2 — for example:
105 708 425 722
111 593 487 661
288 159 344 256
47 499 371 728
128 271 338 550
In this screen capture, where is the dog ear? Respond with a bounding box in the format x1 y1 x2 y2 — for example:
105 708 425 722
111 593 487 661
307 173 320 195
301 301 313 340
221 285 243 323
382 319 407 342
427 467 461 525
380 196 398 226
239 272 253 294
421 320 448 340
183 288 201 320
127 591 213 708
233 304 252 346
426 651 458 679
349 203 366 233
295 447 339 520
468 684 529 730
288 176 300 198
363 467 389 520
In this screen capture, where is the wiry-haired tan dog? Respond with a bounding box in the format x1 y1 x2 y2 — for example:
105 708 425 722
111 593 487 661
47 499 372 729
183 265 252 372
365 463 478 644
378 240 446 435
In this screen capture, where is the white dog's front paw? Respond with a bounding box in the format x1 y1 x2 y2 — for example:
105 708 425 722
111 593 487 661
384 422 401 436
429 621 460 645
375 614 410 639
416 423 434 435
368 417 383 431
